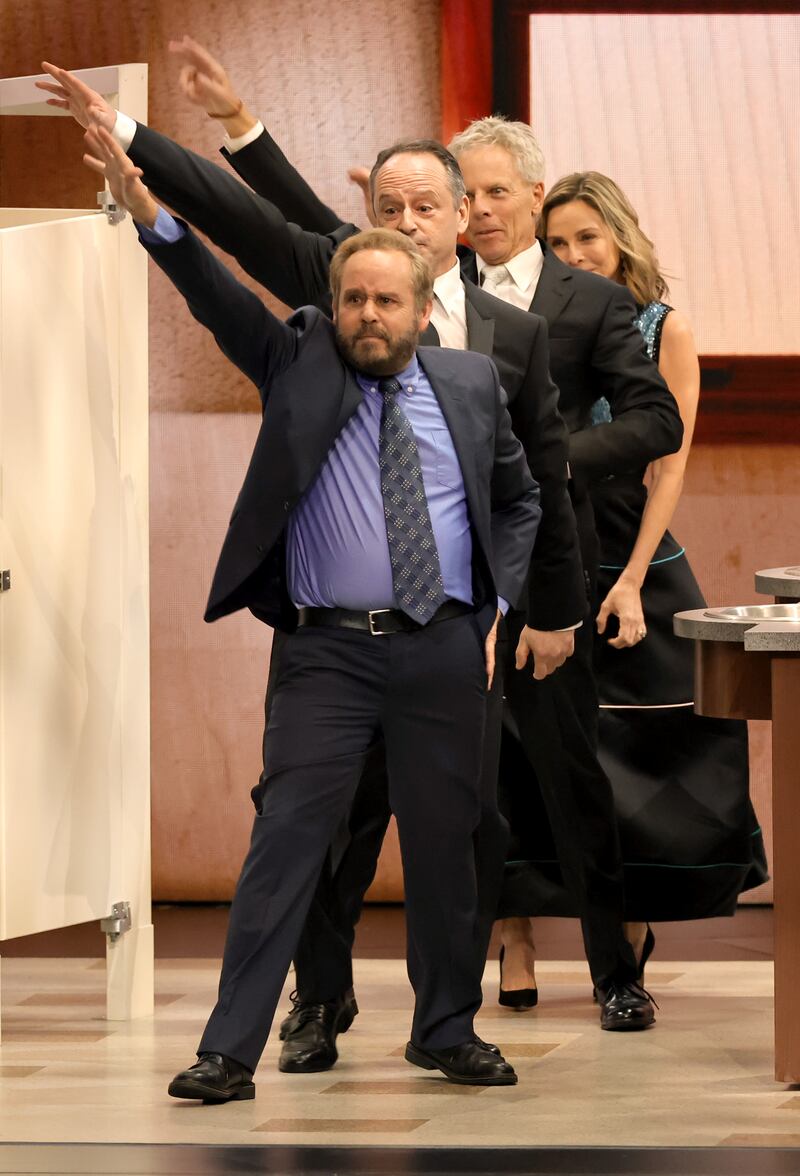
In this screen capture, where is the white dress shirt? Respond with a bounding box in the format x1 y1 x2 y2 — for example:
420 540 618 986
476 240 544 313
430 259 469 350
225 119 268 153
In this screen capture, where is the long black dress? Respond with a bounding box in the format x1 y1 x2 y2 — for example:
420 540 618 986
499 300 767 921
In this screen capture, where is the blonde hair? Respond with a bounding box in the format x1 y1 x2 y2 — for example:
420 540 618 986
449 115 545 184
540 172 668 306
329 228 433 312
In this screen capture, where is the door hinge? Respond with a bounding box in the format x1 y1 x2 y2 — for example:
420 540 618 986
0 570 10 592
100 901 132 943
97 190 126 226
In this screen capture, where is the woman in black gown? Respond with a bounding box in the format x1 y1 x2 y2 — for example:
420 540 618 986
498 172 767 1000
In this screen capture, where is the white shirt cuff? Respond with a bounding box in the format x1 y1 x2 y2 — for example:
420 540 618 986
224 119 265 153
555 621 583 632
113 110 138 152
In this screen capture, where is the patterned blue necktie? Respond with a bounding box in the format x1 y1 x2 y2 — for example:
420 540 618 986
378 377 446 624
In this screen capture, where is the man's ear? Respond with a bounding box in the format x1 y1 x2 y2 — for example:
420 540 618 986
418 297 434 333
531 180 545 220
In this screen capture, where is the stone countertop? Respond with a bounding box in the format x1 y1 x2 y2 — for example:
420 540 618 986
744 622 800 652
674 608 752 642
674 608 800 651
755 566 800 597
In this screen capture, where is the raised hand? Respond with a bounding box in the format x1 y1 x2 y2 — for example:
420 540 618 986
36 62 116 131
347 166 377 226
83 124 158 227
168 35 242 116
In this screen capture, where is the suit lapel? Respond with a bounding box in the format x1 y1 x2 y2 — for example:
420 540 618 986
530 244 574 324
421 320 440 346
464 290 495 357
333 367 365 437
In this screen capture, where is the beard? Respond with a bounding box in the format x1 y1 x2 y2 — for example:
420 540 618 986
336 323 419 377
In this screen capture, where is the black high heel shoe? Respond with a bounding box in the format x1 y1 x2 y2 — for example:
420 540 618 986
498 945 538 1010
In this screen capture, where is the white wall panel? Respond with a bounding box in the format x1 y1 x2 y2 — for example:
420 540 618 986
530 14 800 354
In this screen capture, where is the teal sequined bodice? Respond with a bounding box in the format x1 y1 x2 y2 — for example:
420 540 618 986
636 300 671 362
591 300 672 425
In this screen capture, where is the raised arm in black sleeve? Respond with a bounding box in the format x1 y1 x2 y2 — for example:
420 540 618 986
128 123 349 313
222 127 346 236
140 219 297 399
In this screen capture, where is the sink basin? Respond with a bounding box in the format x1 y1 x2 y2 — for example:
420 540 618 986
704 603 800 622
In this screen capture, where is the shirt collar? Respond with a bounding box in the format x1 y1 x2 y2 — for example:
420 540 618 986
476 239 543 294
433 257 465 317
356 354 419 397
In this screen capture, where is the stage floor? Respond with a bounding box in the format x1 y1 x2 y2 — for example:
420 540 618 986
1 950 798 1166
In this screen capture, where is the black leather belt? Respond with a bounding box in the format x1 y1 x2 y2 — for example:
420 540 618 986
296 599 473 636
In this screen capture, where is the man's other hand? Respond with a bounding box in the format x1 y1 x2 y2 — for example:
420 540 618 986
484 609 502 691
37 63 115 131
515 626 574 681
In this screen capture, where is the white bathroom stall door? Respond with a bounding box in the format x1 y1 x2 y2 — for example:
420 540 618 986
0 60 152 1030
0 209 123 935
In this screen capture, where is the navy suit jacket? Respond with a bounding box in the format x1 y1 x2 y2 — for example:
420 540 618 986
141 224 540 635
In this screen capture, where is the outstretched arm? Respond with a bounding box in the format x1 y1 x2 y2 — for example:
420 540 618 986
83 124 296 396
39 62 343 313
166 35 346 236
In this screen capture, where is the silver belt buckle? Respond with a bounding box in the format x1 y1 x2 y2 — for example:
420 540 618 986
368 608 393 636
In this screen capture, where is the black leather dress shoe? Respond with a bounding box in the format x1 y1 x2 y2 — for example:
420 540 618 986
278 991 359 1073
596 981 656 1031
405 1039 517 1085
474 1034 500 1055
168 1053 255 1102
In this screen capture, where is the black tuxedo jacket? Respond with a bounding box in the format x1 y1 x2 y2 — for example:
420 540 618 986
127 124 585 629
140 223 540 635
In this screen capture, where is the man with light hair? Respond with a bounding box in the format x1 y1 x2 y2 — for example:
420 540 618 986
447 114 673 1026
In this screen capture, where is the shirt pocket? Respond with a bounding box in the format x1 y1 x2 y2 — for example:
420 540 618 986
432 428 464 489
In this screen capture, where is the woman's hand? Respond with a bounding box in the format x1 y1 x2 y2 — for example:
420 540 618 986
596 576 646 649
